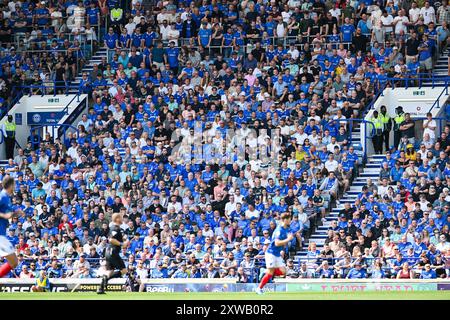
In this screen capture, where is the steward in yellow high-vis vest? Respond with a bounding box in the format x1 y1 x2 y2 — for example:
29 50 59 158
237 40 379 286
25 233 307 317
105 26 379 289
393 106 405 149
380 105 392 153
370 110 383 154
110 3 123 33
2 114 16 160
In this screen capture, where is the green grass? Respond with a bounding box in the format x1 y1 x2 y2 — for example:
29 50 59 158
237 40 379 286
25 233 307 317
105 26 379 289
0 291 449 300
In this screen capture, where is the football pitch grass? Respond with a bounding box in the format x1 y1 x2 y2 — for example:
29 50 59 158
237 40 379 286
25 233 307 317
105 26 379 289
0 291 449 300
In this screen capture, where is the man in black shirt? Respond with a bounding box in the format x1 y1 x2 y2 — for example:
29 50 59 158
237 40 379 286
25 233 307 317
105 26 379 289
246 8 258 22
312 0 326 16
339 203 356 220
211 6 223 21
352 28 368 54
370 219 383 239
251 42 265 63
357 203 370 220
399 113 415 144
54 57 67 94
405 31 420 64
97 213 128 294
247 21 261 42
345 220 358 239
322 12 337 35
309 15 322 35
153 122 170 142
123 104 135 126
437 132 450 153
100 105 113 121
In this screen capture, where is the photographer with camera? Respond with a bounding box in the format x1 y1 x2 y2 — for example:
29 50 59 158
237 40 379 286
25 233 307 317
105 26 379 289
124 266 144 292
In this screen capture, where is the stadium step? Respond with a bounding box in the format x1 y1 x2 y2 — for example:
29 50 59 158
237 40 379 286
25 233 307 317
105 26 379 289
294 153 385 256
68 46 109 90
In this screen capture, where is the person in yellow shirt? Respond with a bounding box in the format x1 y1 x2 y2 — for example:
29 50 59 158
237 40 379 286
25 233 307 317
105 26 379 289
405 144 418 162
31 270 51 292
295 144 306 162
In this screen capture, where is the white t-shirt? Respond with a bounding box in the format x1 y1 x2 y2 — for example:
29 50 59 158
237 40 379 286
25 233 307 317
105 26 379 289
51 11 63 27
245 209 260 220
418 151 428 163
381 15 394 33
48 163 60 175
420 7 436 25
224 202 236 215
159 24 171 40
167 29 180 40
393 16 409 35
281 11 291 23
409 8 421 23
307 115 321 123
423 119 437 140
329 8 341 20
287 48 299 60
276 23 286 38
125 22 136 35
293 132 308 145
327 142 340 153
288 0 301 9
378 185 389 197
324 159 339 172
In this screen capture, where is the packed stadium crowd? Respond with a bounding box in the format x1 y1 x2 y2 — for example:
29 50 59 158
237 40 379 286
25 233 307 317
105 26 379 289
0 0 449 282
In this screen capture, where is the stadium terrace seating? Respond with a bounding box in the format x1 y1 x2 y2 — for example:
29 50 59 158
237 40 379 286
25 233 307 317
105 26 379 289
0 0 449 281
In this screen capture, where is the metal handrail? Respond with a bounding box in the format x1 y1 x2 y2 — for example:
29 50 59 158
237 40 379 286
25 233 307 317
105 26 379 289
429 87 450 112
384 75 450 90
105 37 355 62
333 118 376 162
13 85 80 97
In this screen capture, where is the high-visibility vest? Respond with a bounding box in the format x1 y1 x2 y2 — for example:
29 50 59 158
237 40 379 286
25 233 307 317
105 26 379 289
394 114 405 130
111 8 123 21
380 113 390 131
4 121 16 137
371 117 383 129
37 277 48 288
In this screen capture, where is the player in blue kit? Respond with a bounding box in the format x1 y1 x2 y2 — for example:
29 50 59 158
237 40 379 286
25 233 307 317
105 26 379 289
0 176 24 278
256 212 293 294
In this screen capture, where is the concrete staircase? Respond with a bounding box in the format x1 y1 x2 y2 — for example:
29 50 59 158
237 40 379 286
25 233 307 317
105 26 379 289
422 48 449 86
68 47 108 94
295 153 386 261
432 49 449 77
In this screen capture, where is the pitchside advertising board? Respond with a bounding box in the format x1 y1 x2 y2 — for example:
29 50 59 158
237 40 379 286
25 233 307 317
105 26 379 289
0 283 123 293
0 280 449 293
286 283 439 292
144 283 286 293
